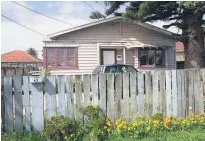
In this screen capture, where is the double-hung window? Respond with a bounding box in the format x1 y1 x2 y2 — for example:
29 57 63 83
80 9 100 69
46 47 78 69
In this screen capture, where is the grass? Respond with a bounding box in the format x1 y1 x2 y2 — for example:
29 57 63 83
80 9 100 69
107 128 205 141
2 128 205 141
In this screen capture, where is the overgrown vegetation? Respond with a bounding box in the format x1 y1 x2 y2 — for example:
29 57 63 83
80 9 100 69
2 106 205 141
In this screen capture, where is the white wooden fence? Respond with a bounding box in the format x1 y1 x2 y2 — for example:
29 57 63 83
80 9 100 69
1 69 205 133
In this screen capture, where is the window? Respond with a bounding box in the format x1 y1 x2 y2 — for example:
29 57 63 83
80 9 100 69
46 47 78 68
139 48 165 67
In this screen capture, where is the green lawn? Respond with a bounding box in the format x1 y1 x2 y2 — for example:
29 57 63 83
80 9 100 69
107 128 205 141
2 128 205 141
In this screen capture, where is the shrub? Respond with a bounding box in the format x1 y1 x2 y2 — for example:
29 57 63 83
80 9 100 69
111 113 205 139
83 106 108 141
42 116 84 141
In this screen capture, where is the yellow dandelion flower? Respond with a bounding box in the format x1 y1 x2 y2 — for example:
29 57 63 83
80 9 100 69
146 127 151 131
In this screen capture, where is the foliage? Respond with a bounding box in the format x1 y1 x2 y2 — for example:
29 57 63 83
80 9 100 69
83 106 108 141
106 113 205 139
107 128 205 141
27 47 38 58
1 132 46 141
42 116 84 141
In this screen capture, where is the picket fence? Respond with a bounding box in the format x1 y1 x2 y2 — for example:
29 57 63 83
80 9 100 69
1 68 205 133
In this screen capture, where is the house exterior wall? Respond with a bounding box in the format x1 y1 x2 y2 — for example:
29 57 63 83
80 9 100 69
44 20 176 75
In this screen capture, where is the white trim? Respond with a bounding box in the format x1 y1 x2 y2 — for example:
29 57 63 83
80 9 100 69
45 42 79 47
46 16 175 39
97 43 100 65
123 48 126 64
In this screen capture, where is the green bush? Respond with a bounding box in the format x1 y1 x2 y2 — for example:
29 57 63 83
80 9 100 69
42 116 84 141
83 106 108 141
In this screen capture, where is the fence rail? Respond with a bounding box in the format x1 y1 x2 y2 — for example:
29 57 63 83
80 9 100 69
1 69 205 133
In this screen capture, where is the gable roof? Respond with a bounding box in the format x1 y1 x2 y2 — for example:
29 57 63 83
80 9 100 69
1 50 43 63
46 16 175 39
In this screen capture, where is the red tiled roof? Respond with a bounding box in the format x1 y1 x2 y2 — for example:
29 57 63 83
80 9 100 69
176 41 184 50
1 50 43 63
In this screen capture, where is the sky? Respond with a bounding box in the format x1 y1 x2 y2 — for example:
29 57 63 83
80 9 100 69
1 1 179 59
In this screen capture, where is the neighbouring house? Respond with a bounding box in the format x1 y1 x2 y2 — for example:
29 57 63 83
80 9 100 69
176 41 185 69
43 16 176 75
1 50 43 76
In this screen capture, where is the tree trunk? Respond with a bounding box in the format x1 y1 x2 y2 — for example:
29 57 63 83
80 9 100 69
183 17 205 69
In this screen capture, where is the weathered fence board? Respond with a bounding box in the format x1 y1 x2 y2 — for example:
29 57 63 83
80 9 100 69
181 70 185 117
99 74 106 117
83 75 91 107
166 70 172 115
14 76 23 131
30 82 43 132
1 68 205 133
177 70 182 117
188 70 194 114
153 72 159 114
172 70 177 117
138 72 144 116
75 75 83 120
4 76 13 133
91 75 98 106
58 76 66 116
159 71 166 115
45 76 56 119
66 76 74 119
107 74 115 122
145 72 152 116
123 73 130 120
130 72 137 120
115 73 122 120
23 76 31 132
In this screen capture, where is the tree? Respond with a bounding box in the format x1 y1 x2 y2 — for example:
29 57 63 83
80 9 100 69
90 2 205 68
27 47 38 58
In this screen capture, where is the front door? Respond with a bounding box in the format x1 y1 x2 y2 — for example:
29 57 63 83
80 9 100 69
102 50 116 65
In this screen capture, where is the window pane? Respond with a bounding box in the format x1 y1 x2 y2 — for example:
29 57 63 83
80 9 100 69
67 58 76 67
148 50 155 65
68 48 75 57
57 48 66 57
47 48 56 67
140 50 147 65
156 50 163 65
57 49 66 66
